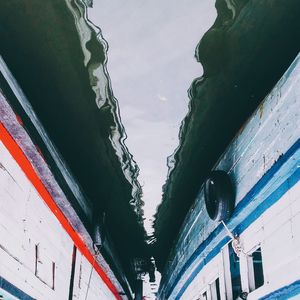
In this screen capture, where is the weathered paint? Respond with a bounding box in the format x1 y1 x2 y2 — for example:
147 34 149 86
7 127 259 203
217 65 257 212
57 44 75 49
0 55 93 221
159 53 300 299
0 95 126 299
260 280 300 300
154 1 300 269
0 276 35 299
0 0 149 282
178 171 300 300
0 128 121 299
0 58 132 298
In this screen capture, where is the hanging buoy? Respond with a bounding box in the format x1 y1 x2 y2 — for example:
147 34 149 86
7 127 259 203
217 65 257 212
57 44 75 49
204 170 235 221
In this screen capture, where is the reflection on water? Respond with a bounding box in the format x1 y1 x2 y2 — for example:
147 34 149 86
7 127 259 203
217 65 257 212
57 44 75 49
154 0 300 274
2 0 300 298
85 2 216 297
87 0 217 239
0 0 149 289
66 0 145 217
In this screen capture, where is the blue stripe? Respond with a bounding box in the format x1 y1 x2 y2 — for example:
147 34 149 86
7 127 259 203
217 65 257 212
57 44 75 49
163 139 300 299
0 276 36 300
259 280 300 300
176 168 300 300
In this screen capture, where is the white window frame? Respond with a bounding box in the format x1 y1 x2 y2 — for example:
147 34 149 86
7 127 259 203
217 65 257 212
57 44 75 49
247 245 264 292
209 278 221 300
200 289 209 300
221 244 234 300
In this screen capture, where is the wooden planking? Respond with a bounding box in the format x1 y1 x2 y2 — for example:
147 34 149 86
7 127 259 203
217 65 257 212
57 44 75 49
0 134 119 299
0 79 126 299
243 181 300 299
0 141 73 299
160 54 300 298
0 55 93 221
180 254 222 300
179 180 300 300
71 252 115 300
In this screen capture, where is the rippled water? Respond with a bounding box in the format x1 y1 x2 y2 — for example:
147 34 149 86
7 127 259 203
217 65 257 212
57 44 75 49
2 0 299 297
66 0 145 216
0 0 149 289
85 2 216 297
87 0 216 238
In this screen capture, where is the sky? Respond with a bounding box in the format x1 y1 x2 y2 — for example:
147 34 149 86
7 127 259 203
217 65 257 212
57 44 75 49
88 0 216 237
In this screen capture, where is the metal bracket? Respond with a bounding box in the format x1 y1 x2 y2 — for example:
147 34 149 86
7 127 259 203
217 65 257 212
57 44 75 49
221 221 246 257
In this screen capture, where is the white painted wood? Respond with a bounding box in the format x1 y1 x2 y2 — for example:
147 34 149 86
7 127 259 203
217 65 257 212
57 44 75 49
180 254 225 300
221 245 233 300
239 252 250 294
0 141 73 299
246 253 255 293
210 280 218 300
161 55 300 299
179 180 300 300
72 252 115 300
0 141 116 300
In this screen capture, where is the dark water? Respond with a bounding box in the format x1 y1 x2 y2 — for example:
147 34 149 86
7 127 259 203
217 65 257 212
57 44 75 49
154 0 300 272
87 1 216 247
0 0 147 290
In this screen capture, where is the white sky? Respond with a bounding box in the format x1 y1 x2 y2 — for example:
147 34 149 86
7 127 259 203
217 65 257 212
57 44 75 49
88 1 216 236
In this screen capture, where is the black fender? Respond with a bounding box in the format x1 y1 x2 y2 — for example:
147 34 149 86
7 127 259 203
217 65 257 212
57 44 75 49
204 170 235 221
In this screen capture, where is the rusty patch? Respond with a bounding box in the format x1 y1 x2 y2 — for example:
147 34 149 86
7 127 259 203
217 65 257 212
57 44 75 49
259 102 264 119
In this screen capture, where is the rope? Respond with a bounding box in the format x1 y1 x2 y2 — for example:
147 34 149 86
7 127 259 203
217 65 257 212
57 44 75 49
221 220 246 257
84 246 100 300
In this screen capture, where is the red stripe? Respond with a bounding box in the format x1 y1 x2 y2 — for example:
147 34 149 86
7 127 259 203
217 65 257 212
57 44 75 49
0 122 122 300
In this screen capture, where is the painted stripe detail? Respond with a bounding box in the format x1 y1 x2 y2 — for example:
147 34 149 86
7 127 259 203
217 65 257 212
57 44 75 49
260 280 300 300
0 276 35 300
164 139 300 299
0 123 122 300
176 168 300 300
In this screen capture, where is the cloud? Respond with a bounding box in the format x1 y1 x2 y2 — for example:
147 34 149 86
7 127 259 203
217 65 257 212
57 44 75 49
157 94 168 102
